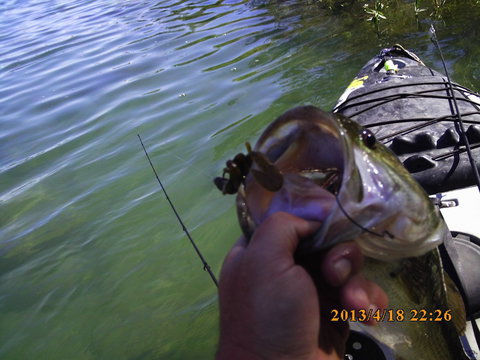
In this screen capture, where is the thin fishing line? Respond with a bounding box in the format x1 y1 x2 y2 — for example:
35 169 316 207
365 113 480 129
378 116 446 143
337 80 477 109
372 112 480 142
430 25 480 193
173 154 211 179
137 134 219 288
335 196 394 239
433 143 480 161
378 112 480 143
343 92 479 119
335 80 473 112
335 81 476 114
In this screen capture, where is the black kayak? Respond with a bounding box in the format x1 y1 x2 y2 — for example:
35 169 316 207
334 45 480 360
333 44 480 195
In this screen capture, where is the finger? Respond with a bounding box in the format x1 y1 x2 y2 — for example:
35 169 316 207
340 274 389 326
248 212 321 260
321 242 364 287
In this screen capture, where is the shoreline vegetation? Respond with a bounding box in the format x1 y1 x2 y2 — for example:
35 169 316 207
253 0 480 37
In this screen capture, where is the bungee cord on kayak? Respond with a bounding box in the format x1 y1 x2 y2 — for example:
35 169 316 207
335 81 479 113
375 113 480 143
334 40 480 196
337 86 480 119
433 143 480 162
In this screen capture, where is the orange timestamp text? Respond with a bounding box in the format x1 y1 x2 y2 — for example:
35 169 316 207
330 309 453 322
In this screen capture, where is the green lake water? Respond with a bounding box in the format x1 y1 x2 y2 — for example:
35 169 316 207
1 0 480 358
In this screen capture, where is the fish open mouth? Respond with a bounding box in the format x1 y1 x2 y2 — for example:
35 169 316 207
237 107 351 237
298 168 341 195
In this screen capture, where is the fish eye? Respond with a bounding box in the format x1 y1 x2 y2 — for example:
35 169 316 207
361 129 376 149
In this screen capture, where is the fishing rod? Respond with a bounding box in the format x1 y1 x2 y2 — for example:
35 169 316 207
429 25 480 194
137 134 219 288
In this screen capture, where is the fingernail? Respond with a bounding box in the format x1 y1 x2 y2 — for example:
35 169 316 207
352 287 369 305
333 258 352 284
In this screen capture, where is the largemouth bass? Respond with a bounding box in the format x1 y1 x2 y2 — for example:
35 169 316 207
215 105 470 359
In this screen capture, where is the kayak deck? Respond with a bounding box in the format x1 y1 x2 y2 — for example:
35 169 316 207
334 45 480 194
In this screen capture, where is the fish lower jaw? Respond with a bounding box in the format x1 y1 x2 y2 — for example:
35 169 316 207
357 230 445 261
243 173 339 226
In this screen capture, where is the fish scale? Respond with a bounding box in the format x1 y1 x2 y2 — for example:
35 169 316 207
357 248 468 359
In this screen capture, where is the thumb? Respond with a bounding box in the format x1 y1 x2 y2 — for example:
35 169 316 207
248 212 322 262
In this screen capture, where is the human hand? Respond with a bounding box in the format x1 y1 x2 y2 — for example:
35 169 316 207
216 212 388 360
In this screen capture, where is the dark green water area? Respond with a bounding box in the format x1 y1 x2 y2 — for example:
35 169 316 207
1 0 480 358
